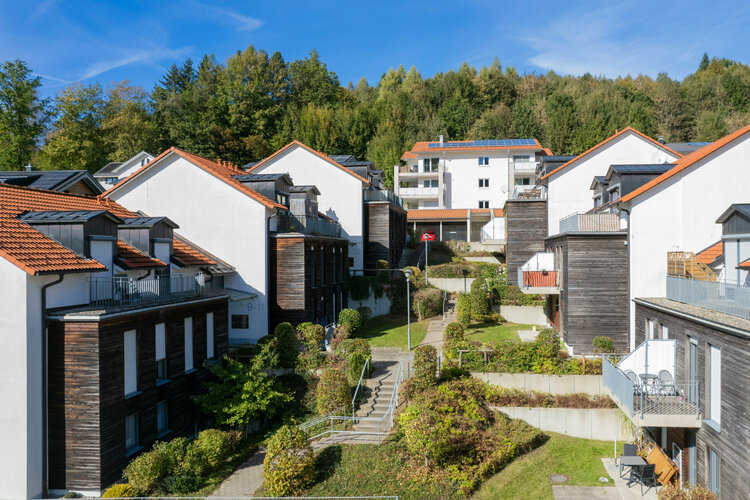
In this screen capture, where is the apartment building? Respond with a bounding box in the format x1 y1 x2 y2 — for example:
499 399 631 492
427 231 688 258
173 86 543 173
0 184 229 498
94 151 155 190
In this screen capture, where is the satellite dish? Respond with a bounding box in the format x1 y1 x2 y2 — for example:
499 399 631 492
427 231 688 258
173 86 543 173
501 185 508 194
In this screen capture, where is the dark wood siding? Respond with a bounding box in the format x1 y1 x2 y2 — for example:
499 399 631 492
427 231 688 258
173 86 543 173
635 302 750 498
364 202 407 270
48 297 228 492
505 200 547 285
546 232 628 353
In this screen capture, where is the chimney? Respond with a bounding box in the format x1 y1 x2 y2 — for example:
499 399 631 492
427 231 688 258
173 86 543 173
25 163 33 172
658 136 665 144
439 135 444 146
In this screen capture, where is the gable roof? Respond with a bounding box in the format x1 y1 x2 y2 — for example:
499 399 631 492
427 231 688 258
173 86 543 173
246 141 369 184
715 203 750 224
696 241 723 266
619 123 750 204
739 257 750 269
540 127 681 181
0 169 105 194
94 151 153 178
104 147 285 210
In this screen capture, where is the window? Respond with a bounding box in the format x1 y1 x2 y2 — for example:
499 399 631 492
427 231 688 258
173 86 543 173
206 312 215 359
423 158 439 172
708 448 720 495
311 247 316 287
184 317 194 372
125 414 139 454
512 155 531 162
155 323 167 384
514 177 531 185
124 330 138 396
348 257 354 268
478 157 490 166
647 319 656 339
609 188 620 201
707 344 721 426
594 195 602 208
478 201 489 209
478 178 490 188
157 401 168 435
422 179 438 188
320 247 325 285
661 324 669 339
232 314 249 329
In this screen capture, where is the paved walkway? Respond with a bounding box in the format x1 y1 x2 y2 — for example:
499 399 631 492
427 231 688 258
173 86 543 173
552 458 659 500
518 328 540 342
419 297 456 354
208 447 266 498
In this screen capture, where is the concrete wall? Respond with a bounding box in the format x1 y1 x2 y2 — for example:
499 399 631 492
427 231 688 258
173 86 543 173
472 372 607 396
499 305 549 326
428 277 475 293
349 293 391 318
493 406 628 441
464 256 502 264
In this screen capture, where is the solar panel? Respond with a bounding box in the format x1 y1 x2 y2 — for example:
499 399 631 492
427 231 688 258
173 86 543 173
427 138 537 148
19 210 107 222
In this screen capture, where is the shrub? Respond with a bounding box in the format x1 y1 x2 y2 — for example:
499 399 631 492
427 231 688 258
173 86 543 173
316 367 352 414
263 424 315 496
412 288 443 320
338 308 362 335
158 473 200 495
101 483 138 498
346 352 369 385
469 278 490 319
123 446 175 494
412 344 438 392
456 293 471 327
356 306 371 326
440 364 470 381
193 429 231 468
180 442 209 478
271 322 298 368
443 321 464 343
63 493 81 499
592 336 615 354
658 483 717 500
334 338 371 360
329 324 350 353
296 322 326 369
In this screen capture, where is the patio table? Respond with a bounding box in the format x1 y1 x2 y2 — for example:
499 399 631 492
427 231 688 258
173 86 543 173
621 455 647 485
639 373 659 394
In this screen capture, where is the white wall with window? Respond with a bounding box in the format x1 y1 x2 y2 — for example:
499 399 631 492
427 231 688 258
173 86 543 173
124 329 137 396
184 317 194 372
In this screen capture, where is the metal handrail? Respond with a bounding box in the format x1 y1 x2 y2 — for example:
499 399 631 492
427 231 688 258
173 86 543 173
351 357 371 416
442 290 447 320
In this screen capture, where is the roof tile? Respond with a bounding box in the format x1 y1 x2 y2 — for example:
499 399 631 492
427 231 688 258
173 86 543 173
407 209 468 220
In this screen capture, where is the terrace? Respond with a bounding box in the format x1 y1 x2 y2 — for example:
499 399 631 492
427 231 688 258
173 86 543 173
666 275 750 319
518 252 559 294
269 212 342 238
558 212 621 233
363 188 404 208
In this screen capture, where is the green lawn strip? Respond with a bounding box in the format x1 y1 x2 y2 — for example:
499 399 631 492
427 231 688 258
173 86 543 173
305 441 460 500
471 433 622 500
355 314 429 350
464 322 531 344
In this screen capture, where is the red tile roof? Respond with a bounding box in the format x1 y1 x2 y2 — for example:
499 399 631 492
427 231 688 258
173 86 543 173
739 258 750 269
471 209 490 214
407 139 542 153
493 208 504 217
246 140 369 184
407 209 468 220
540 127 682 181
115 240 166 269
172 238 217 267
401 151 417 160
696 241 723 266
619 123 750 204
106 147 285 209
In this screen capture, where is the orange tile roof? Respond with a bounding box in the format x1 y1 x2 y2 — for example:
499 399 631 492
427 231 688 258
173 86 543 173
471 209 490 214
619 123 750 204
407 209 468 220
696 241 723 265
739 257 750 269
542 148 554 156
401 151 417 160
0 184 135 275
493 208 504 217
540 127 682 181
172 238 217 267
407 139 543 154
106 147 285 209
246 140 369 184
115 240 166 269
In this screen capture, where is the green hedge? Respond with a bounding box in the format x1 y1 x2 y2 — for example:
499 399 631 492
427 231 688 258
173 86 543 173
316 367 352 414
412 344 438 392
456 293 471 327
263 424 315 496
443 321 464 343
412 288 443 320
338 308 362 334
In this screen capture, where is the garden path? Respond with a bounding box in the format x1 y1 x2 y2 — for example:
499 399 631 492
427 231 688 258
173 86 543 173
551 458 659 499
419 296 456 354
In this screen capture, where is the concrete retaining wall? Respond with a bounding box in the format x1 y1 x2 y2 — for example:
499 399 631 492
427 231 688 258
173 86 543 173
464 256 502 264
498 305 549 326
349 293 391 318
428 277 475 293
472 372 607 396
493 406 627 441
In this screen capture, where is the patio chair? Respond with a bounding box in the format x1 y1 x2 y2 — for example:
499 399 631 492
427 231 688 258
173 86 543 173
624 370 643 395
618 443 638 478
658 370 676 395
629 463 658 495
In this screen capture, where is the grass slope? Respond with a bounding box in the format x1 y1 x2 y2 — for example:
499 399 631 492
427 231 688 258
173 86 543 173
355 314 429 350
464 322 531 344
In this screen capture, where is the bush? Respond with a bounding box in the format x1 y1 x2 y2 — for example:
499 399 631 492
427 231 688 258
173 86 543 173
443 321 464 343
440 364 470 381
271 322 298 368
412 344 438 392
316 367 352 414
263 424 315 496
456 293 471 327
123 446 175 494
592 336 615 354
193 429 231 468
469 278 490 319
412 288 443 320
101 483 138 498
296 322 326 369
159 472 201 495
334 338 371 360
658 483 717 500
346 352 369 385
338 308 362 335
329 324 350 353
356 306 372 327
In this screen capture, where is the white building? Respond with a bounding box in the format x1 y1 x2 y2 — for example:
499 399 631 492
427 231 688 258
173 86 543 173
94 151 154 190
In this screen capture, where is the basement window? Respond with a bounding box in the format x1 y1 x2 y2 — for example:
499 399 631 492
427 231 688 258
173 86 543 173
231 314 249 329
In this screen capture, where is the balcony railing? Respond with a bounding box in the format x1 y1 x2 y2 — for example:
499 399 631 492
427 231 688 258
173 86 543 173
397 186 439 198
518 252 558 293
511 185 546 200
559 212 620 233
513 161 539 172
90 274 205 308
667 275 750 319
398 165 438 175
270 213 342 238
364 188 404 207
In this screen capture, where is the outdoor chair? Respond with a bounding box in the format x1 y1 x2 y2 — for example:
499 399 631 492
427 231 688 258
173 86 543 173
629 463 658 495
624 370 643 394
658 370 676 395
618 443 639 478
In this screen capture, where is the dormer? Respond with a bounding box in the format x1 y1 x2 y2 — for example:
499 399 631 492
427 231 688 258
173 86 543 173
590 177 609 208
118 216 178 264
232 173 293 207
288 185 321 218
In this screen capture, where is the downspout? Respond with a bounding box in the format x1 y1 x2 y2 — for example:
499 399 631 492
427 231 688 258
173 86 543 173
41 273 65 497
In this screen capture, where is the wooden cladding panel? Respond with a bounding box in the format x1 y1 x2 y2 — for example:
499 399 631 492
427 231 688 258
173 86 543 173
365 203 407 270
505 200 548 285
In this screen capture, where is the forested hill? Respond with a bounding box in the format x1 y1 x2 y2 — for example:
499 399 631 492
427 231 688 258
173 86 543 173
2 49 749 188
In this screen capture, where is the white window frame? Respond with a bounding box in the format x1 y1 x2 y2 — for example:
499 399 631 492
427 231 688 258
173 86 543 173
478 178 490 188
708 344 721 427
478 200 489 209
184 317 194 372
124 329 138 396
206 312 214 359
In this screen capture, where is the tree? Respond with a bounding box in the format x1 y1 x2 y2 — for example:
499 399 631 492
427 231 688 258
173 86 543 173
288 49 340 107
545 93 578 154
103 82 159 160
695 109 727 141
699 52 710 71
469 103 513 139
0 59 49 169
193 340 292 429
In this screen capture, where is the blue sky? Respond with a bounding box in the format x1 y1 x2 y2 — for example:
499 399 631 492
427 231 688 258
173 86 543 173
2 0 750 99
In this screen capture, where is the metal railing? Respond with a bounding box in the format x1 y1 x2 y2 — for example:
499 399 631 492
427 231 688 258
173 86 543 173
667 275 750 319
442 290 448 320
351 357 371 416
559 211 620 233
397 186 439 197
89 274 204 308
363 188 404 207
512 161 539 171
270 213 342 237
511 186 546 199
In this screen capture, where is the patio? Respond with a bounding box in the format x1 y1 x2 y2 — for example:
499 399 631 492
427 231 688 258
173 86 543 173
552 459 659 500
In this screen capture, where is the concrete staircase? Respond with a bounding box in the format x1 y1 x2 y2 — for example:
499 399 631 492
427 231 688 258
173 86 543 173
350 360 401 441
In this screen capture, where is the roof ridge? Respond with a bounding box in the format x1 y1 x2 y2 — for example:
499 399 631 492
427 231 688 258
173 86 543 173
0 182 101 201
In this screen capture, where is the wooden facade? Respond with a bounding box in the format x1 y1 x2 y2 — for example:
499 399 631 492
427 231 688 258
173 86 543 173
634 300 750 498
364 201 407 271
505 199 548 285
47 297 228 492
545 232 629 353
269 234 348 329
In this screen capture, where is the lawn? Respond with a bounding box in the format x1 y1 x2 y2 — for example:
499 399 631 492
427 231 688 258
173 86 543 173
464 322 531 344
471 433 621 500
355 314 429 350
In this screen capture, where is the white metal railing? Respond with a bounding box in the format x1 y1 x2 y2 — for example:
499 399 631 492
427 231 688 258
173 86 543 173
511 185 546 199
89 274 204 307
559 211 620 233
351 357 371 416
397 186 439 197
667 275 750 319
618 339 676 378
513 161 539 171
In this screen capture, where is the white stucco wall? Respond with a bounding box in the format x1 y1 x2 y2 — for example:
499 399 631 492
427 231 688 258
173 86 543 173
108 154 271 343
625 133 750 347
443 153 511 209
546 132 679 236
250 146 366 270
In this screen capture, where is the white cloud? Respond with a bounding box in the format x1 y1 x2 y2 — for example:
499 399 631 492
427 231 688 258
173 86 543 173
31 0 60 19
77 46 193 81
199 3 264 32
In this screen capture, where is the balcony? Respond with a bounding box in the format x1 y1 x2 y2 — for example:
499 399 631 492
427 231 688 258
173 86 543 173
90 274 207 309
603 340 701 428
364 188 404 208
513 161 539 172
558 212 621 233
518 252 559 294
397 186 439 198
667 275 750 319
511 185 546 200
270 213 342 238
398 165 439 177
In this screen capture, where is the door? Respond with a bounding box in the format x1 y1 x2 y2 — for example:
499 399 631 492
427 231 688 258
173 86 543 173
688 339 698 405
687 431 696 486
